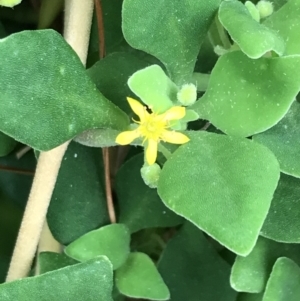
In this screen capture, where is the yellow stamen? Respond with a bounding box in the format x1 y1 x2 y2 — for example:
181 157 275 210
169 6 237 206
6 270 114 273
115 98 190 165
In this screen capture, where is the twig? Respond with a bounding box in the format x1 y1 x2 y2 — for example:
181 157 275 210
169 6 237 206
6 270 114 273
94 0 105 58
103 148 116 223
94 0 116 223
5 0 94 282
0 165 34 176
15 145 32 159
200 121 211 131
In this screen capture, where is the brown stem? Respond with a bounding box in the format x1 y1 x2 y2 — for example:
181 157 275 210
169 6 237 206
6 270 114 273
0 165 34 176
94 0 105 58
94 0 116 223
103 148 116 223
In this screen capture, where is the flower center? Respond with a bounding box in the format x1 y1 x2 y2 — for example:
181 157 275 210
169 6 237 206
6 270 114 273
138 114 166 140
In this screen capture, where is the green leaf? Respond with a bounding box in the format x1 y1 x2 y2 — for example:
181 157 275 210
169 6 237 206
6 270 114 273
128 65 176 113
47 142 109 245
253 101 300 178
158 222 236 301
230 236 300 293
192 51 300 137
261 173 300 243
219 0 285 58
122 0 221 84
87 52 150 115
65 224 130 270
75 128 120 148
88 0 123 65
0 29 128 151
157 131 280 255
38 252 78 274
262 257 300 301
0 132 17 157
115 154 183 233
116 252 170 300
264 0 300 56
0 257 113 301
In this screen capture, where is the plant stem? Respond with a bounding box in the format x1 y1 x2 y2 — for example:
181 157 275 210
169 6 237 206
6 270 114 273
94 0 116 223
35 221 62 275
158 144 173 160
5 0 94 282
103 148 116 223
94 0 105 58
6 143 69 282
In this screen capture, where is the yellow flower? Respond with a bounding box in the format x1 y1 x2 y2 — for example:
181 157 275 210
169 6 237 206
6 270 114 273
116 97 190 165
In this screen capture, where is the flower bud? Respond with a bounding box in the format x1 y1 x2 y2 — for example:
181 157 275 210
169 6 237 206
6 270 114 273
141 163 161 189
256 0 274 19
177 84 197 106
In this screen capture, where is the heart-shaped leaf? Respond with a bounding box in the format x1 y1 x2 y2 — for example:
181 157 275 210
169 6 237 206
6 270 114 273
192 51 300 137
157 131 280 255
128 65 176 113
122 0 221 84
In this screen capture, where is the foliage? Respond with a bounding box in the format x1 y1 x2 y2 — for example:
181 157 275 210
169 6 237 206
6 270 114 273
1 0 300 300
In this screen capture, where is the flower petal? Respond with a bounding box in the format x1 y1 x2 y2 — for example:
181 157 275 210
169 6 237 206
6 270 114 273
161 130 190 144
161 106 186 121
145 139 158 165
115 130 140 145
127 97 147 121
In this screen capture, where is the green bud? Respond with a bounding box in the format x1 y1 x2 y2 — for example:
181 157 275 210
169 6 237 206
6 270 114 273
141 163 161 189
214 45 228 56
177 84 197 106
256 0 274 19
